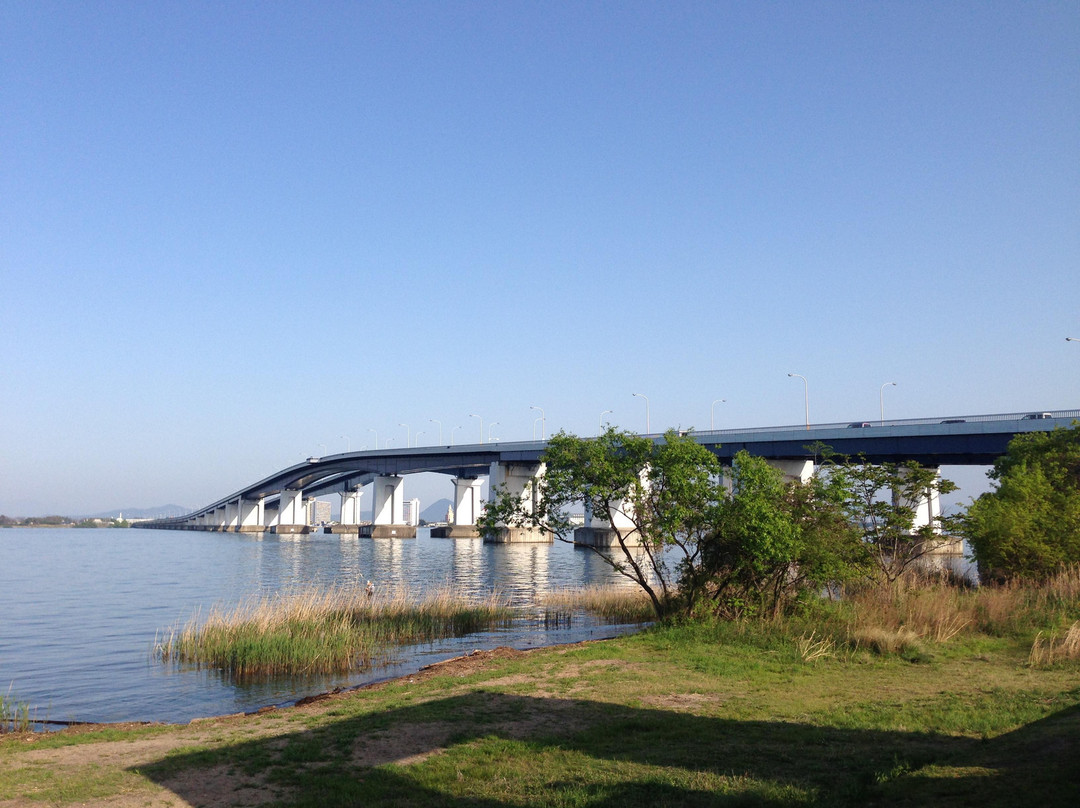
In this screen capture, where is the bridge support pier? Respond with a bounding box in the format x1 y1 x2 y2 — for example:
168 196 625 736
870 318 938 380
574 498 642 548
485 462 552 543
238 497 265 532
272 489 310 534
766 459 815 484
432 477 483 538
360 475 416 538
327 488 365 534
895 466 961 553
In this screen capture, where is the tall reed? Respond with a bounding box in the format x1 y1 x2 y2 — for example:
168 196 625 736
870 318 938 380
539 585 654 623
1 686 31 733
157 585 513 678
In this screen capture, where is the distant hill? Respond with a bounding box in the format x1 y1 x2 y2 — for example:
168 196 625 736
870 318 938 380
91 505 190 520
421 498 453 523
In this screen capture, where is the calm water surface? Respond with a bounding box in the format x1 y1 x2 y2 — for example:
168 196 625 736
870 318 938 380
0 528 642 725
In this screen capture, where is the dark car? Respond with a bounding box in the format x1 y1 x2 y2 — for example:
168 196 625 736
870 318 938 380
847 422 872 428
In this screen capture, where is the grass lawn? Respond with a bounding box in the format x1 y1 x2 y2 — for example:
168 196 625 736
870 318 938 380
1 617 1078 807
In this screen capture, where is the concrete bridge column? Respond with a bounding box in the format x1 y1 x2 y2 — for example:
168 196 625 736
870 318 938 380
273 489 308 535
486 461 552 543
574 470 644 548
894 466 959 553
212 507 227 531
224 500 240 532
766 459 815 484
362 475 416 538
432 477 483 538
328 488 364 534
238 497 265 532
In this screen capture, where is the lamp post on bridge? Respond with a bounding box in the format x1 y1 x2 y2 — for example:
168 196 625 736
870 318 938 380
469 414 483 444
711 399 726 430
1068 337 1079 342
414 430 424 447
398 423 410 448
632 393 650 434
529 405 546 440
451 425 462 446
430 419 443 444
488 422 499 442
788 373 809 430
341 435 350 452
368 428 378 450
879 382 897 426
599 410 613 435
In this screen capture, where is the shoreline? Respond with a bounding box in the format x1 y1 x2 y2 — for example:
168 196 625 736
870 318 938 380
24 634 627 735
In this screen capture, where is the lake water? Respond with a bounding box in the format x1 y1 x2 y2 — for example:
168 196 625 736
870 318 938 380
0 528 643 726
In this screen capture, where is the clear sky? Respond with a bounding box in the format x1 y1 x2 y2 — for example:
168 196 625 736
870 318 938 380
2 1 1078 517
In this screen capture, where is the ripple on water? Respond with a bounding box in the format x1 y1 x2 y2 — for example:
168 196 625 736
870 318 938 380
0 528 645 725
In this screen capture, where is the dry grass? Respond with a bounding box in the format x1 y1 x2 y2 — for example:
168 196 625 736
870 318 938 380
795 630 835 662
1028 621 1080 667
840 567 1080 656
538 584 654 623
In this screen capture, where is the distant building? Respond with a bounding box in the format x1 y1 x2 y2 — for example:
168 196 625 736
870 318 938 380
309 499 332 525
403 498 421 526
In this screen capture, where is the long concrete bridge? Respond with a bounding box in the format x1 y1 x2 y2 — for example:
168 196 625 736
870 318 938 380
136 410 1077 541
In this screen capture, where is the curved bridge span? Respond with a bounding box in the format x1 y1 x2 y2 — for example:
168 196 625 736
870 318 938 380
137 410 1077 536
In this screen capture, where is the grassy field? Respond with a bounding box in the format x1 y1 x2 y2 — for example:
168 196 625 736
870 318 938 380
3 574 1079 807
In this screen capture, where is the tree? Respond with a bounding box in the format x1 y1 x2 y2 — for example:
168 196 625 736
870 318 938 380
961 423 1080 581
701 451 868 617
478 428 724 617
816 452 957 583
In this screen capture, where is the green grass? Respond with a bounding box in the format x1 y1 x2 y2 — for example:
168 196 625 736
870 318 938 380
4 575 1080 806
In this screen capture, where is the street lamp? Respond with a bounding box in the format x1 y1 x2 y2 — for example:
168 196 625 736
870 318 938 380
879 382 897 425
599 409 613 435
632 393 650 434
710 399 726 430
398 423 410 448
368 428 378 450
429 419 443 444
451 425 462 446
414 430 424 447
529 405 546 440
1068 337 1079 342
341 435 350 451
469 413 483 444
788 373 809 430
488 422 499 442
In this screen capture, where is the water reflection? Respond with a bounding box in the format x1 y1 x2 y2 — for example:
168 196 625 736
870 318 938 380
0 528 642 725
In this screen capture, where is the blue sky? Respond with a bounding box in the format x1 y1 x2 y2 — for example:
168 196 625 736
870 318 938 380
2 1 1077 516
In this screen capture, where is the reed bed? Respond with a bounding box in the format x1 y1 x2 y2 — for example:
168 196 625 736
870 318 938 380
795 566 1080 659
538 584 654 623
157 585 514 678
0 687 31 733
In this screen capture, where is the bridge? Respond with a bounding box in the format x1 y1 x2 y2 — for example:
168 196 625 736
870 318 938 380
137 410 1078 541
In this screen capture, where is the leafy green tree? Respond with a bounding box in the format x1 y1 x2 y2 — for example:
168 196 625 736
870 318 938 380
478 428 723 617
701 451 868 617
817 453 957 583
961 423 1080 580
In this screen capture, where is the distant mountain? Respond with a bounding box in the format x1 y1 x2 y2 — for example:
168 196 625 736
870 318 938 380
91 505 190 520
421 498 453 523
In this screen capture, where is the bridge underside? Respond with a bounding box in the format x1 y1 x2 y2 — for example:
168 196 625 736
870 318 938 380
137 413 1077 533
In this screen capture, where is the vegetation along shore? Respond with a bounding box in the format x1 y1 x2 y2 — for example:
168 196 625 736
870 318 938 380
2 570 1079 806
2 425 1077 805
